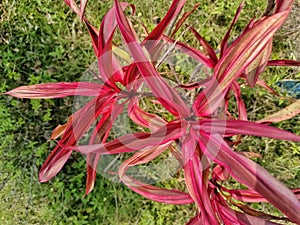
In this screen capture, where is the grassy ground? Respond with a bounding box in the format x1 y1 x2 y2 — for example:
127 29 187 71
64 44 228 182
0 0 299 224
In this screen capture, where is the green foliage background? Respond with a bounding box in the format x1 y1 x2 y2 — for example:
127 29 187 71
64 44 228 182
0 0 299 224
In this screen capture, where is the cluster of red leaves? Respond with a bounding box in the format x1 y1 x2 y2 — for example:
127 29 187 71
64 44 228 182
6 0 300 224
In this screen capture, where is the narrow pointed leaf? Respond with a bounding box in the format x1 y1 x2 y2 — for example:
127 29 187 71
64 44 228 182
39 96 115 182
219 203 284 225
50 117 72 140
198 119 300 142
85 112 113 195
232 81 247 120
216 11 289 85
182 132 219 224
64 0 99 55
97 2 132 88
143 0 186 43
117 142 192 204
114 0 190 117
163 36 215 68
128 98 166 131
257 99 300 123
121 175 193 204
245 41 273 87
220 0 245 57
85 153 101 196
79 0 88 20
186 214 203 225
226 188 300 203
189 26 218 65
6 82 104 99
267 59 300 66
171 3 200 37
194 10 290 115
199 133 300 223
275 0 293 13
70 121 183 154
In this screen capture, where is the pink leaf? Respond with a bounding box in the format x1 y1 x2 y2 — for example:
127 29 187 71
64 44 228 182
220 0 245 57
79 0 88 20
199 133 300 223
85 153 101 196
182 132 219 224
275 0 293 13
257 99 300 123
163 36 215 68
127 98 166 131
69 121 183 154
170 3 200 38
114 0 191 117
194 10 290 115
186 214 203 225
121 174 193 204
198 119 300 142
6 82 104 99
145 0 187 42
231 81 247 120
117 142 193 204
245 41 273 87
64 0 99 55
39 96 115 182
96 3 134 89
226 188 300 203
267 59 300 66
189 26 218 65
219 203 284 225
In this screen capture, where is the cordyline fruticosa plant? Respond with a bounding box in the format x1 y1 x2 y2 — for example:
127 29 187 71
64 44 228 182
6 0 300 224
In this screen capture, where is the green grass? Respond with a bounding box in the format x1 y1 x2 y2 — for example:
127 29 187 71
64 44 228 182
0 0 299 224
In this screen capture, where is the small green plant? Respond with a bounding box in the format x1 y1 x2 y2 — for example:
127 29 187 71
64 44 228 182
6 0 300 224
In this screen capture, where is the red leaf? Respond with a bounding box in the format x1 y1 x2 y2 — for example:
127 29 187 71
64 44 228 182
267 59 300 67
39 147 73 183
6 82 104 99
218 203 283 225
194 10 290 115
198 119 300 142
245 41 273 87
171 3 200 37
96 3 134 89
199 133 300 223
226 188 300 203
220 0 245 57
212 165 230 181
64 0 99 55
189 26 218 65
275 0 293 13
85 153 100 196
79 0 88 20
231 81 247 120
39 96 115 182
117 142 193 204
114 0 191 117
145 0 187 42
69 121 183 154
121 175 193 204
257 99 300 123
186 214 203 225
182 132 219 224
128 98 166 131
216 12 288 85
163 36 215 68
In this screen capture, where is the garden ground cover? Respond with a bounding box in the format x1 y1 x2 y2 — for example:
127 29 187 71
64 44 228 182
0 0 299 224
